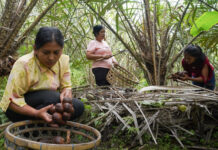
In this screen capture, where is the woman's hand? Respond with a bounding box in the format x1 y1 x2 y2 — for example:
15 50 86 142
36 104 53 122
112 60 118 66
9 102 53 123
102 54 112 59
179 74 190 81
60 88 72 103
86 51 112 60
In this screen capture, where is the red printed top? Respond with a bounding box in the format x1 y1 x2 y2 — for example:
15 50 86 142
182 57 214 83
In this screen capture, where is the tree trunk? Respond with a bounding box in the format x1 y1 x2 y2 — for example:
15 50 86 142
85 0 195 85
0 0 57 77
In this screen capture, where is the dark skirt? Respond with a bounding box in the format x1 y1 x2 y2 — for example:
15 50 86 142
92 67 111 86
192 71 216 90
5 90 84 122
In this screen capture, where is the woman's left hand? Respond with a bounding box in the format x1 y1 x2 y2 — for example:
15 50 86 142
36 104 53 122
113 61 118 66
60 88 72 103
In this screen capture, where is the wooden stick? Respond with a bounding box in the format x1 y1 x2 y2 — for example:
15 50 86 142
173 125 194 135
177 79 218 95
186 146 218 150
135 101 157 144
170 129 184 148
66 130 71 144
86 102 120 126
96 49 126 61
106 102 131 129
122 103 143 145
0 122 12 130
87 96 218 103
132 111 159 145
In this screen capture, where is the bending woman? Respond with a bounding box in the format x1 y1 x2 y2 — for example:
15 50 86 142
86 25 117 86
180 45 216 90
0 27 84 122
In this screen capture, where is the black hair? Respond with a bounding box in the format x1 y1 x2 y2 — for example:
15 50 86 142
93 25 104 37
184 44 206 67
35 27 64 50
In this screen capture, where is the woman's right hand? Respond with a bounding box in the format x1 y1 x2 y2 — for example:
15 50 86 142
36 104 53 122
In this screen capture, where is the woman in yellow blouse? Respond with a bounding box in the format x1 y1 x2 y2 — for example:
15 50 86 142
0 27 84 122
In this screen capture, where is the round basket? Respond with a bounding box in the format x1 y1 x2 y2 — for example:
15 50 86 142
106 64 139 88
4 120 101 150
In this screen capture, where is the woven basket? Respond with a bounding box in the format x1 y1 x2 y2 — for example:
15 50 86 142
106 64 139 88
4 120 101 150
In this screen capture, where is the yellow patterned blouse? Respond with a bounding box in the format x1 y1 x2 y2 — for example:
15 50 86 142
0 52 72 112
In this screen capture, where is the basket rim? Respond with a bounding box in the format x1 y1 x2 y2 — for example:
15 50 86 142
5 120 101 150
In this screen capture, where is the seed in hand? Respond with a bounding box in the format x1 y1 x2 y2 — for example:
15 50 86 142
49 105 56 114
53 136 65 144
63 103 73 113
55 103 64 113
62 112 71 121
63 97 72 104
52 112 65 125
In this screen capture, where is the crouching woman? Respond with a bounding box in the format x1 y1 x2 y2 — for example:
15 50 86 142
0 27 84 122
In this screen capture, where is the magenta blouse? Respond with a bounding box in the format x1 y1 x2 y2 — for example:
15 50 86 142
182 57 214 83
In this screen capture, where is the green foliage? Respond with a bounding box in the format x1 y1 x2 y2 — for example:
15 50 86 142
0 109 8 124
75 134 84 141
123 116 134 125
190 11 218 36
136 78 148 90
140 100 164 107
0 138 5 149
90 112 104 127
80 97 92 111
0 77 7 98
17 45 33 56
70 61 89 86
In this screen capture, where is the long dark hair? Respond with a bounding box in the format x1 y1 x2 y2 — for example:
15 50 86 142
184 44 206 67
93 25 104 37
35 27 64 50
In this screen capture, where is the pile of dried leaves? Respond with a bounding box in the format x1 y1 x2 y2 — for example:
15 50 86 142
73 84 218 149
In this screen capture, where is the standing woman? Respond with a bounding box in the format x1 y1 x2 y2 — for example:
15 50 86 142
86 25 117 86
0 27 84 122
180 45 216 90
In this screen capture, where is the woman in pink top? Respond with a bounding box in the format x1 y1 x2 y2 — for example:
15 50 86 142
86 25 117 86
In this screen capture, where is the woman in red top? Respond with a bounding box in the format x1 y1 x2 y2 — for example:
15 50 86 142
180 45 215 90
